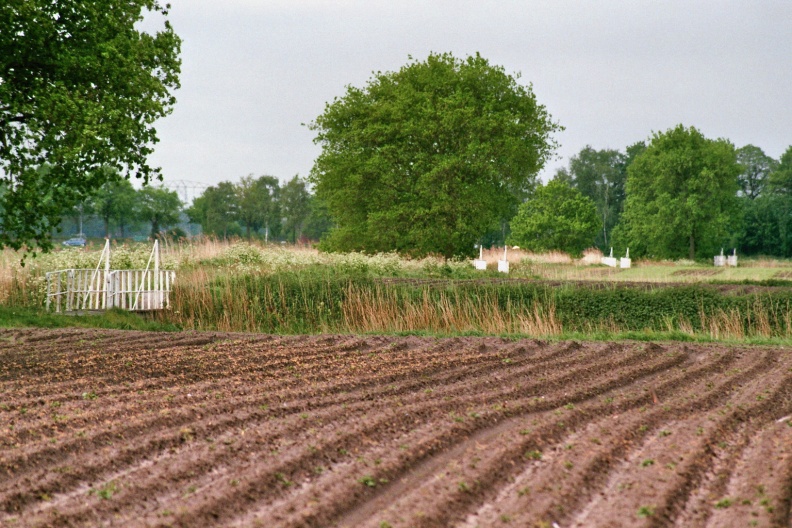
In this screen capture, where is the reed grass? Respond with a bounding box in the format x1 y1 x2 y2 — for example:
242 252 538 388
157 269 792 340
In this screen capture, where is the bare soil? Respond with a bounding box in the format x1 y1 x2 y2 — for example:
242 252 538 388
1 329 791 527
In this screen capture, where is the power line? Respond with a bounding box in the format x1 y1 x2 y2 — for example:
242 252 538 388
161 180 209 205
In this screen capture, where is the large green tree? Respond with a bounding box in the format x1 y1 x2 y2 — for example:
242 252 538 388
309 52 560 258
0 1 180 251
507 180 600 256
615 125 741 260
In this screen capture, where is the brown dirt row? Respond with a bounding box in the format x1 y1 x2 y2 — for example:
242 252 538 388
1 329 791 527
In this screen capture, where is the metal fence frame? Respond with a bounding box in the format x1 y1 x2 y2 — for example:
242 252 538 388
45 240 176 313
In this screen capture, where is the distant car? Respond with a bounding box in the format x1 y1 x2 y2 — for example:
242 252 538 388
62 236 87 247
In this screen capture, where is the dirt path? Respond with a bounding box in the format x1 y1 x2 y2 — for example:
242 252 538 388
1 329 790 527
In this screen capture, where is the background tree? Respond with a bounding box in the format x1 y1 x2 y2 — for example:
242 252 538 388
186 182 240 238
614 125 741 260
236 175 280 240
280 175 311 242
736 145 777 199
553 146 627 248
136 186 182 239
507 180 600 256
737 194 790 256
768 146 792 195
309 52 560 258
302 196 334 242
0 1 181 251
90 169 138 238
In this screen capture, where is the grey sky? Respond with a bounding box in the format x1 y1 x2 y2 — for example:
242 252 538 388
147 0 792 192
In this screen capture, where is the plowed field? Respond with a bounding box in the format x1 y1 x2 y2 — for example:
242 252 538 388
1 329 792 527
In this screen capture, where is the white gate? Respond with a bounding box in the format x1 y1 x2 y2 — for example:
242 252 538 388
46 240 176 313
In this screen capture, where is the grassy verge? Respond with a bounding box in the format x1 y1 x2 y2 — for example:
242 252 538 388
0 306 181 332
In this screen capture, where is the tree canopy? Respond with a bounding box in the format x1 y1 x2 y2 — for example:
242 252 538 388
136 186 182 238
90 169 138 238
507 180 600 256
552 145 632 248
0 0 181 251
308 52 560 258
615 125 740 260
236 175 281 240
736 145 777 199
280 175 312 243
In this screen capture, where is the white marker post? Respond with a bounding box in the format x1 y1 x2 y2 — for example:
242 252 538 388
473 245 487 270
727 248 738 267
620 248 631 269
498 246 509 273
714 248 725 267
602 247 618 267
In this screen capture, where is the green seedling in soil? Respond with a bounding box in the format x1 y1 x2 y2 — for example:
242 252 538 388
563 461 574 470
564 403 574 410
89 481 118 500
359 475 377 487
274 473 292 487
637 505 655 518
641 459 654 467
714 498 732 508
517 486 530 496
658 430 672 437
500 514 511 522
82 391 97 401
524 450 542 461
458 481 471 493
379 522 393 528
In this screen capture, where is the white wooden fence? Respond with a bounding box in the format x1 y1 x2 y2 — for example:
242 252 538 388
45 240 175 313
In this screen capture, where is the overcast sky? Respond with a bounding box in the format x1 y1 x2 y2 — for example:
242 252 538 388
147 0 792 195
